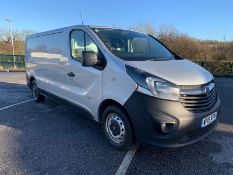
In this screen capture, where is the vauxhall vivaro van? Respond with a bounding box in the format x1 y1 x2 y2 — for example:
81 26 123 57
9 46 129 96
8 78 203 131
25 25 221 150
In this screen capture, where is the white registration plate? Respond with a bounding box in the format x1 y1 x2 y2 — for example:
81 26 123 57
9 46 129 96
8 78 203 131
201 112 217 128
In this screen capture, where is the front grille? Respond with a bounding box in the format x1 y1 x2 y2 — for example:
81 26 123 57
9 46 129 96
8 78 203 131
180 82 217 113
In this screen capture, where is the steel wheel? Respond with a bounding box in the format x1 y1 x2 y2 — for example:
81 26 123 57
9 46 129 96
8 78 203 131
32 81 39 100
31 80 45 102
102 106 134 150
105 112 126 144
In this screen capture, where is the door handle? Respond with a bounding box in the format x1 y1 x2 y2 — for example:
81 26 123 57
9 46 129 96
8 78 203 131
67 72 75 77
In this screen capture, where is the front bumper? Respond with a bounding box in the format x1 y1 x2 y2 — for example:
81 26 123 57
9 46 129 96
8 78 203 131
124 91 221 148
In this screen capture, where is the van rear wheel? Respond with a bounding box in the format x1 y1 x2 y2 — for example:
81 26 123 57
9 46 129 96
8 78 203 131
102 106 133 150
31 80 45 102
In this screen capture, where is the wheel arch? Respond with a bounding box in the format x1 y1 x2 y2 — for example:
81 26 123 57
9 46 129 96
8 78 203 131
29 76 35 89
98 99 136 139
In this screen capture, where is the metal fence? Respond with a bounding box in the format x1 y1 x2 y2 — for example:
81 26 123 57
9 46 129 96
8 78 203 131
0 54 25 71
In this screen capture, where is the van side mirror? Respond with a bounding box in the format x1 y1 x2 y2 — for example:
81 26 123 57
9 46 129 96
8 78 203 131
82 51 98 67
82 51 106 69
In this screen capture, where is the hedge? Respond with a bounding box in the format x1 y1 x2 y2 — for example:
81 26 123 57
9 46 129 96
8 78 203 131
194 60 233 77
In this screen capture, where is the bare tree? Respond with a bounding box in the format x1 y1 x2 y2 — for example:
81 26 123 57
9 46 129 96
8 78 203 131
0 28 36 41
0 27 36 55
0 28 13 42
158 24 179 39
129 22 156 36
14 29 36 41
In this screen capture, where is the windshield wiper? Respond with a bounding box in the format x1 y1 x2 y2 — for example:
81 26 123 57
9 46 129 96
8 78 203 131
148 57 172 61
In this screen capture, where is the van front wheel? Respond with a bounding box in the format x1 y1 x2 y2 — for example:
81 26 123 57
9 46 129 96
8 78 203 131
102 106 133 150
31 80 45 102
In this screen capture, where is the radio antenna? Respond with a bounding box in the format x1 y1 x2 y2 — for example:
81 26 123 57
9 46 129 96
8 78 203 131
79 10 84 24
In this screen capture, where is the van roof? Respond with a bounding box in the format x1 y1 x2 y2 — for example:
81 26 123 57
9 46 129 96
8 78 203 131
26 25 115 39
26 25 146 39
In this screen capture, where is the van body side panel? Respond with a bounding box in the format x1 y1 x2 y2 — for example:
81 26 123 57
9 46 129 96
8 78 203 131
102 57 137 106
65 58 103 120
26 32 68 98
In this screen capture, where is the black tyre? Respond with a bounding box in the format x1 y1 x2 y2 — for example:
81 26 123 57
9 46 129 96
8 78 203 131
31 80 45 102
102 106 134 150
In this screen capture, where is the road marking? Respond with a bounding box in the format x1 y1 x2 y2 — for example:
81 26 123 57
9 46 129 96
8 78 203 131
216 123 233 134
0 81 26 85
115 144 138 175
0 99 34 111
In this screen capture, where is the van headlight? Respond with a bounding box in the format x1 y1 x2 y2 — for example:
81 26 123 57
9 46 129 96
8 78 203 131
126 65 180 101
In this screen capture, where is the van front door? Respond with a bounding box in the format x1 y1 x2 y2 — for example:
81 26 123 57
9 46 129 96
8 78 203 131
65 30 103 120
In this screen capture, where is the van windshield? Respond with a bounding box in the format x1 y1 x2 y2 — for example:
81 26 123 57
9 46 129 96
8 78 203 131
92 28 174 61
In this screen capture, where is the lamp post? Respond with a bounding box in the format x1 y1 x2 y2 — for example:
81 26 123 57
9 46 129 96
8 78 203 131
6 18 15 69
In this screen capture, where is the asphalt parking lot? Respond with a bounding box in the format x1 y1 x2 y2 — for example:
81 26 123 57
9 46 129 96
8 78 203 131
0 72 233 175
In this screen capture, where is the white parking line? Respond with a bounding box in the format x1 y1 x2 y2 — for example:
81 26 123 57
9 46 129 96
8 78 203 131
216 123 233 134
0 81 26 85
115 144 138 175
0 99 34 111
